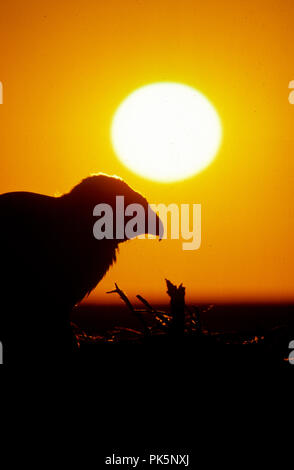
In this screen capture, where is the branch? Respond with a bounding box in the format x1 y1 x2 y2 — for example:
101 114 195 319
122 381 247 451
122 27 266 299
107 283 150 335
136 295 154 312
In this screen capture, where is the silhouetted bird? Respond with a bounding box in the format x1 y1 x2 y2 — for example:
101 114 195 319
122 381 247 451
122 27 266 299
0 174 163 363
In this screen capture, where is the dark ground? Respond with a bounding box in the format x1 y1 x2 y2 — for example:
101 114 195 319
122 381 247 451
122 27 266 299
72 302 294 335
71 303 294 369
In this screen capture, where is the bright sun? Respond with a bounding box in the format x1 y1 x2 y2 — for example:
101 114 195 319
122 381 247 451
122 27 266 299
111 82 222 182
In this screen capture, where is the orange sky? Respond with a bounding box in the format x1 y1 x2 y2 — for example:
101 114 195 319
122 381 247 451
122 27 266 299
1 0 294 304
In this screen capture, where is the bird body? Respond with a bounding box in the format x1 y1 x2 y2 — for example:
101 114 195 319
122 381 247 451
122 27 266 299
0 174 162 363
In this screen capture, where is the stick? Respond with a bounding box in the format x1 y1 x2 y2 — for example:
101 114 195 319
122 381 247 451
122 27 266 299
107 283 150 335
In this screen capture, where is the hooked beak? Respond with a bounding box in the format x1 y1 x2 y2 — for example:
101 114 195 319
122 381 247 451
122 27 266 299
147 205 164 240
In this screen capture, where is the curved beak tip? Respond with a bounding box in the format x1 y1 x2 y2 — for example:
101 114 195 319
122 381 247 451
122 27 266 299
157 218 164 241
147 205 164 241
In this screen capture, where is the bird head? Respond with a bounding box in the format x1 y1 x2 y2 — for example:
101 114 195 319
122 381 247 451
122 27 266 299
65 173 164 242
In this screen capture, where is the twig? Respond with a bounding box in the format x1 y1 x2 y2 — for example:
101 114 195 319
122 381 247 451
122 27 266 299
165 279 186 335
107 283 150 335
107 283 134 311
136 295 154 312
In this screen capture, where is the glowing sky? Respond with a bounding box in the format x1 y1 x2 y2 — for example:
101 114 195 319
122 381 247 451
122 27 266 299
1 0 294 303
111 82 222 182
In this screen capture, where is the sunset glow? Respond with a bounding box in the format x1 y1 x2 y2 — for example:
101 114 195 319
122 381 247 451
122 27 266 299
1 1 294 304
111 83 222 182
